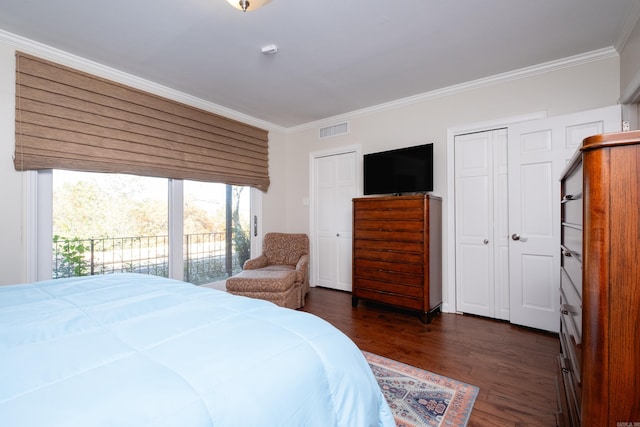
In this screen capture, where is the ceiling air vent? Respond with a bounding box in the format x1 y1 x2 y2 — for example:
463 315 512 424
319 122 349 139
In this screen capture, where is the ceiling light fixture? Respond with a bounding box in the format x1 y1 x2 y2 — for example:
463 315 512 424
226 0 272 12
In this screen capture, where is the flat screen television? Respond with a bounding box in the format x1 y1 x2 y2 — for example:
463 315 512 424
363 143 433 195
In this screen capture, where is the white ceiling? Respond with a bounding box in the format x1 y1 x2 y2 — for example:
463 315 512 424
0 0 638 128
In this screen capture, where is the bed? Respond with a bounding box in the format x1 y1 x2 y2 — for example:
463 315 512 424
0 273 394 426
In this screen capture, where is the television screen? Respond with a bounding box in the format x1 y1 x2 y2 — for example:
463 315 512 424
363 143 433 195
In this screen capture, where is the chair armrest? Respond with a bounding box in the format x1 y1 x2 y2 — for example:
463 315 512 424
295 254 309 276
243 254 268 270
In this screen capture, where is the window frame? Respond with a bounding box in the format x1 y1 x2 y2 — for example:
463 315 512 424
28 170 262 282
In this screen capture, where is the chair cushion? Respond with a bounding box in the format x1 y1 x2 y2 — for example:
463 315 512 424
258 264 304 282
226 270 297 292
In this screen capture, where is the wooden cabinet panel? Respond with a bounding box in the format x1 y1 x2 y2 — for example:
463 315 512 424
558 130 640 427
352 194 442 323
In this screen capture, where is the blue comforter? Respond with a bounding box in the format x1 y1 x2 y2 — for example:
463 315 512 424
0 273 394 427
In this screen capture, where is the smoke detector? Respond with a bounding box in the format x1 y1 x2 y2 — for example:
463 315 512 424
261 44 278 55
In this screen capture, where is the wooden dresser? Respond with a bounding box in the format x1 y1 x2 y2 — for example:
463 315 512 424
351 194 442 323
557 130 640 426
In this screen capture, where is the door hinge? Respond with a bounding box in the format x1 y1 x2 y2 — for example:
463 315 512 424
622 120 630 131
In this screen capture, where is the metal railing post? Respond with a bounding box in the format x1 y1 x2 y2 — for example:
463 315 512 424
90 239 95 275
185 234 190 283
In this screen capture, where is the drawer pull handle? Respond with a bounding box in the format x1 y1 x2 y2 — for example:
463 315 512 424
561 367 570 374
561 245 574 258
560 303 578 316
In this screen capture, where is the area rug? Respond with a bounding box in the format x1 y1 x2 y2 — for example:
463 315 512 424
364 351 479 427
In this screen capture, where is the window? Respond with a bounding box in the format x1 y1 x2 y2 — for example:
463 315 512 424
47 170 255 285
182 180 251 284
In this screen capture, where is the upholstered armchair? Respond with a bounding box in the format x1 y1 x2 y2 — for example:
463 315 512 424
242 233 310 306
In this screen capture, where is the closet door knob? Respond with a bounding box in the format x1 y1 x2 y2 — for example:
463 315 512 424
511 233 521 241
483 239 489 244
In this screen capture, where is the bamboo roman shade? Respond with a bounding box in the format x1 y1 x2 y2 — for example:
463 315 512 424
14 52 270 191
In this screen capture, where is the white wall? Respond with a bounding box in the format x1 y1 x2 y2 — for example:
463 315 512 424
0 43 26 285
281 54 621 310
620 15 640 105
619 15 640 128
261 129 288 234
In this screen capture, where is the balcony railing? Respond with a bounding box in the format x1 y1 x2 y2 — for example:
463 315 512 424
53 232 247 285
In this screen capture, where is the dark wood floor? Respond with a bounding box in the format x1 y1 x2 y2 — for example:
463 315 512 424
300 287 559 427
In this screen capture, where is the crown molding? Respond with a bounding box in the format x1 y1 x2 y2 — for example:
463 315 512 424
615 1 640 53
287 47 619 134
0 29 287 134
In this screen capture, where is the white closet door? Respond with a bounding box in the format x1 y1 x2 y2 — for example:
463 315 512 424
313 151 356 291
455 129 509 319
494 130 511 320
508 105 621 332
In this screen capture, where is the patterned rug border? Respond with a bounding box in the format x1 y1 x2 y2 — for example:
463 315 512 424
363 351 479 427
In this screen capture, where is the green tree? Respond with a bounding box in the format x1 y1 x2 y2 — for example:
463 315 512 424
53 174 170 239
184 201 221 235
53 235 89 277
54 179 106 238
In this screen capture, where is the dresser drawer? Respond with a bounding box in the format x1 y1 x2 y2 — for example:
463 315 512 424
562 196 582 226
354 248 424 264
353 287 423 311
561 247 582 299
353 277 424 299
354 239 424 253
560 271 582 346
562 162 582 200
354 265 424 286
562 225 582 258
557 354 581 427
354 258 424 275
355 219 425 232
354 208 424 221
354 229 424 243
560 281 582 386
355 197 424 211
